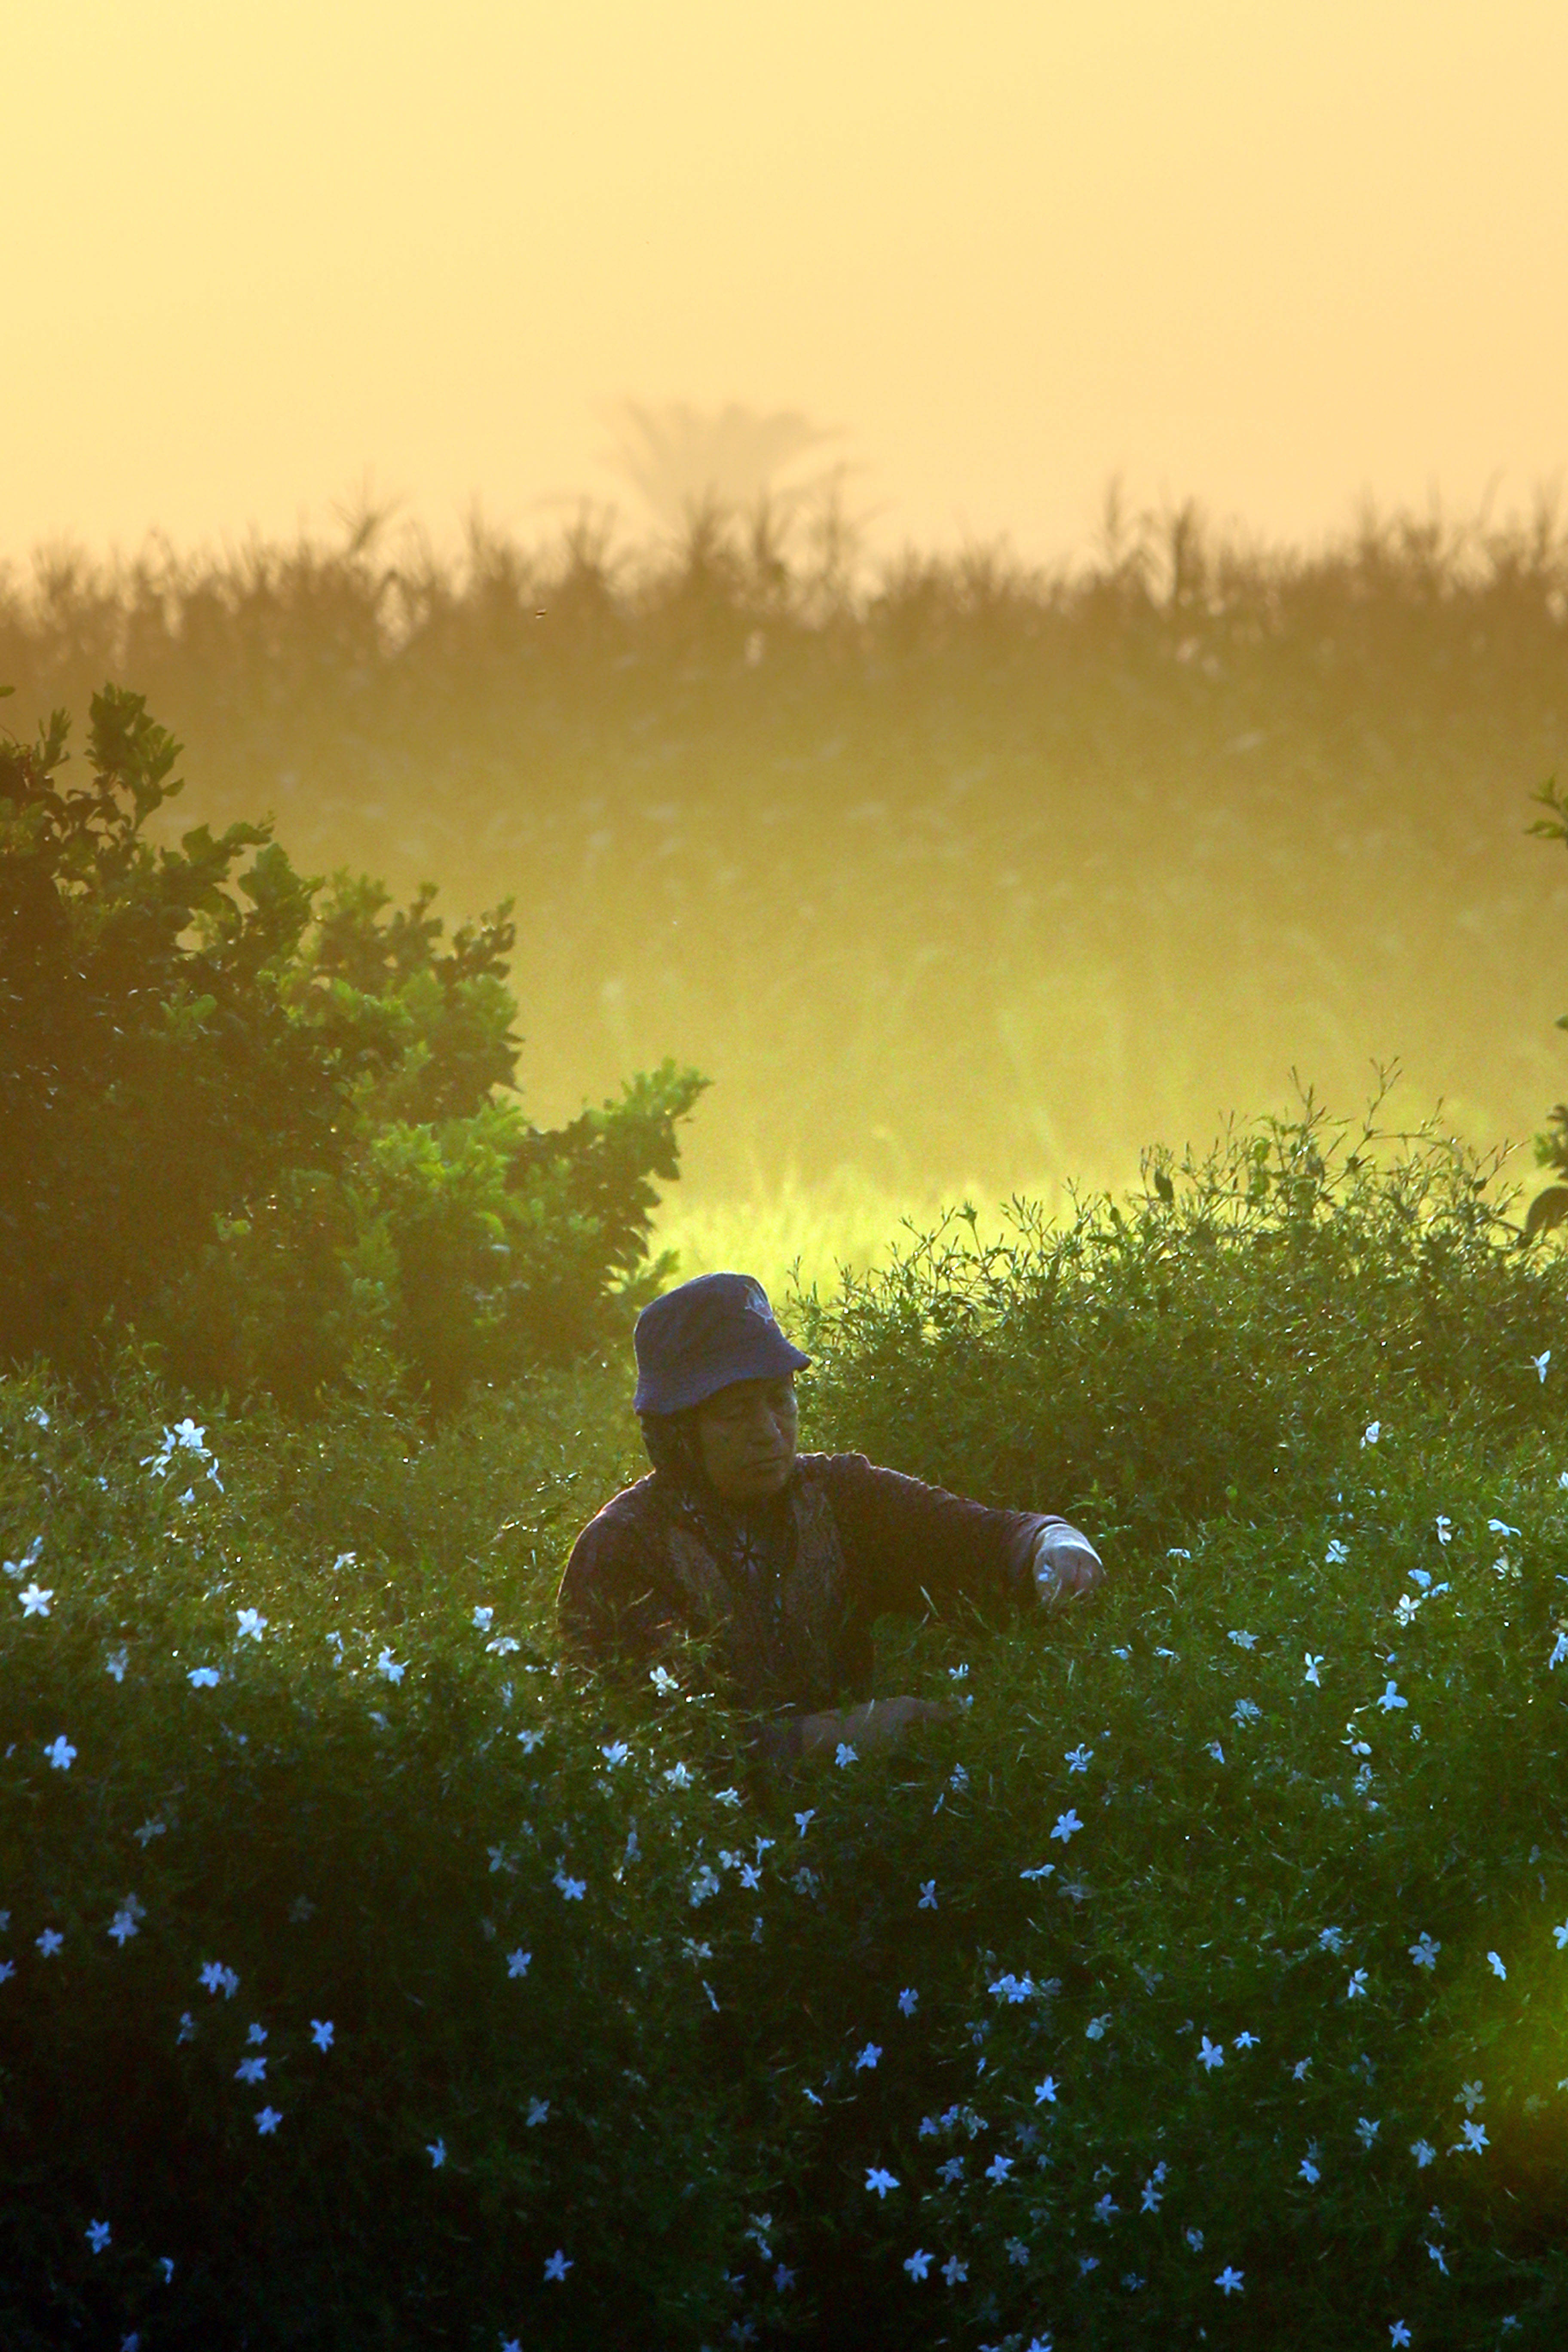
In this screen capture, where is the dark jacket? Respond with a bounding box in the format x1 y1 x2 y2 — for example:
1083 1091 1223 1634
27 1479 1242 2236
557 1449 1066 1746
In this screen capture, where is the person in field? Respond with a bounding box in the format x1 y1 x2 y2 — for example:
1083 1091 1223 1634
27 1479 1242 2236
557 1272 1104 1763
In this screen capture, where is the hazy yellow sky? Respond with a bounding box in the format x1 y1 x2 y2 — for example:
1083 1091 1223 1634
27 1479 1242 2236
7 0 1567 564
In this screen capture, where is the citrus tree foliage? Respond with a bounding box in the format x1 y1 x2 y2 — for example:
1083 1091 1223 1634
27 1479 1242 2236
0 686 704 1404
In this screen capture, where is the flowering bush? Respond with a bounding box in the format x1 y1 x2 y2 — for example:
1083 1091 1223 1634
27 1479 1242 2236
0 686 704 1406
4 1132 1568 2346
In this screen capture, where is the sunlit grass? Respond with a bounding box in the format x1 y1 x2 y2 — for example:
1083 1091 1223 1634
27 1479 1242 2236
651 1166 1102 1307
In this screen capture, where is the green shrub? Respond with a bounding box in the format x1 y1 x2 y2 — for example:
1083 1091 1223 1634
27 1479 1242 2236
6 1127 1568 2345
0 686 704 1407
793 1090 1562 1548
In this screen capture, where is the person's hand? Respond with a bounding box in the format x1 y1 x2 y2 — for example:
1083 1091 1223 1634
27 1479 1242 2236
798 1695 951 1758
1032 1522 1104 1607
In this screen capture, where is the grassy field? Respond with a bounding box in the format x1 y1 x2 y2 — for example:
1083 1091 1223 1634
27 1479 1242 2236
7 493 1568 2343
7 1109 1568 2347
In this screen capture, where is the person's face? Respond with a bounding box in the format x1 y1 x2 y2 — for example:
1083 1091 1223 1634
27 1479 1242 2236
695 1376 799 1502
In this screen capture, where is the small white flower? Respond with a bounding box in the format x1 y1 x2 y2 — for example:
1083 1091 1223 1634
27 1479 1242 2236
649 1665 678 1695
553 1869 586 1902
1411 2138 1436 2168
1378 1681 1408 1712
18 1582 52 1617
1318 1925 1345 1953
1452 2119 1489 2154
1233 2030 1259 2049
1534 1351 1552 1383
1091 2188 1116 2220
43 1735 76 1771
1347 1968 1369 1999
85 2220 111 2253
1050 1810 1083 1843
864 2166 898 2198
427 2138 447 2167
1228 1629 1257 1649
1550 1630 1568 1671
527 2096 550 2126
1325 1540 1349 1565
472 1605 494 1630
918 1880 937 1910
1409 1932 1440 1971
1487 1951 1507 1980
542 2249 572 2282
1554 1920 1568 1951
1299 2154 1321 2184
903 2249 932 2281
988 2154 1015 2185
507 1949 531 1978
235 2055 266 2084
1304 1653 1324 1685
1065 1743 1094 1771
310 2020 334 2050
1356 2116 1381 2148
187 1667 220 1688
854 2042 882 2070
1205 1740 1226 1763
1215 2266 1244 2296
1198 2036 1224 2071
1390 2323 1411 2347
1232 1698 1261 1724
600 1740 631 1767
1435 1515 1452 1545
1033 2076 1058 2104
1086 2012 1111 2040
1362 1421 1381 1447
941 2254 968 2285
37 1927 64 1957
256 2106 282 2135
375 1648 404 1684
897 1986 918 2016
835 1743 858 1767
235 1608 266 1642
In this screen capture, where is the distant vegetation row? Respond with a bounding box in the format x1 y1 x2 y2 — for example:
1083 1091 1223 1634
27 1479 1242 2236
4 489 1568 1193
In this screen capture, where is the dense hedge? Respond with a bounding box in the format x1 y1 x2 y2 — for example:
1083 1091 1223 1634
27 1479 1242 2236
6 1117 1568 2346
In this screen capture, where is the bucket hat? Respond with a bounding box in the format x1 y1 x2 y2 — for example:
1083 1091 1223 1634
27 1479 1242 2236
633 1272 810 1416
